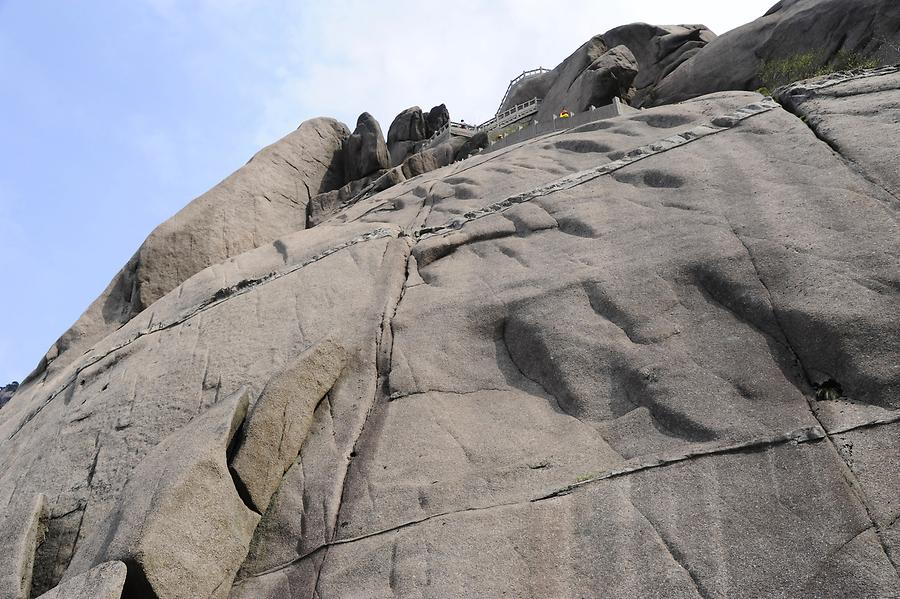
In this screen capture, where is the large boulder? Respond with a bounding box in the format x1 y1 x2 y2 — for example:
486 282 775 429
497 70 556 114
307 167 405 227
535 40 639 121
400 136 468 179
498 24 714 114
343 112 391 181
454 131 490 161
566 45 640 109
387 105 452 167
21 118 349 390
425 103 450 137
231 338 347 513
35 562 126 599
386 106 427 146
602 23 716 106
0 493 48 599
64 389 260 599
646 0 900 105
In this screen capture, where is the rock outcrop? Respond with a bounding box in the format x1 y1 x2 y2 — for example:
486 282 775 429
498 70 556 114
499 25 713 116
387 104 451 166
22 118 349 392
424 103 450 137
387 107 427 147
63 388 258 599
454 131 490 162
307 167 406 227
535 36 639 122
0 493 48 599
386 106 425 167
646 0 900 105
35 562 126 599
2 9 900 598
400 137 469 179
343 112 391 181
0 381 17 408
602 23 716 106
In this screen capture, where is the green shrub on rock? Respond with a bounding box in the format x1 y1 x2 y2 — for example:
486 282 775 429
758 50 879 90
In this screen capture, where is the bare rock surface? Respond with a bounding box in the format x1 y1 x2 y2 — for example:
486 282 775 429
387 105 452 167
424 103 450 137
648 0 900 106
35 562 125 599
231 338 347 513
534 36 637 121
1 56 899 599
64 388 259 599
498 24 713 115
307 167 406 227
21 117 349 393
775 66 900 205
602 23 716 107
0 493 47 599
344 113 391 182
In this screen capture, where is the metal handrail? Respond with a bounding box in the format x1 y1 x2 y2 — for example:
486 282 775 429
477 97 542 132
420 120 476 149
495 67 550 116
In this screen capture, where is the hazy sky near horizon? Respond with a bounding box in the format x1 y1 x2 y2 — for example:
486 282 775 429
0 0 775 383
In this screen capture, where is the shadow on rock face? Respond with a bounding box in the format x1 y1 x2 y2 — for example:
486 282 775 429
613 168 685 189
497 284 718 446
629 112 696 128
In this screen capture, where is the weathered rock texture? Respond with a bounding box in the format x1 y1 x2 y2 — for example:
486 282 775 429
21 118 349 394
35 562 125 599
64 388 259 599
386 105 451 167
2 29 900 599
424 103 450 137
535 37 640 122
231 339 347 512
646 0 900 106
307 167 406 227
343 113 391 181
602 23 716 106
0 493 47 599
500 25 714 115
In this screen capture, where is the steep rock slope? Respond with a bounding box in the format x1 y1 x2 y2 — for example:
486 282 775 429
1 67 898 598
534 36 638 122
602 23 716 106
647 0 900 105
22 117 349 392
498 24 715 114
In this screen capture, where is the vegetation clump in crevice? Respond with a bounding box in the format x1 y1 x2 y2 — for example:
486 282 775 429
756 50 880 95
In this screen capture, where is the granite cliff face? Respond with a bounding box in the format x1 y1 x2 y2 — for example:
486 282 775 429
2 2 900 598
645 0 900 105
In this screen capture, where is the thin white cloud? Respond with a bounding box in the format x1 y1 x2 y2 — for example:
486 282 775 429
252 0 774 144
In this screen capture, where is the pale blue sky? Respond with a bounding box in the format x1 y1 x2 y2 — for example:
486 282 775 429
0 0 774 383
